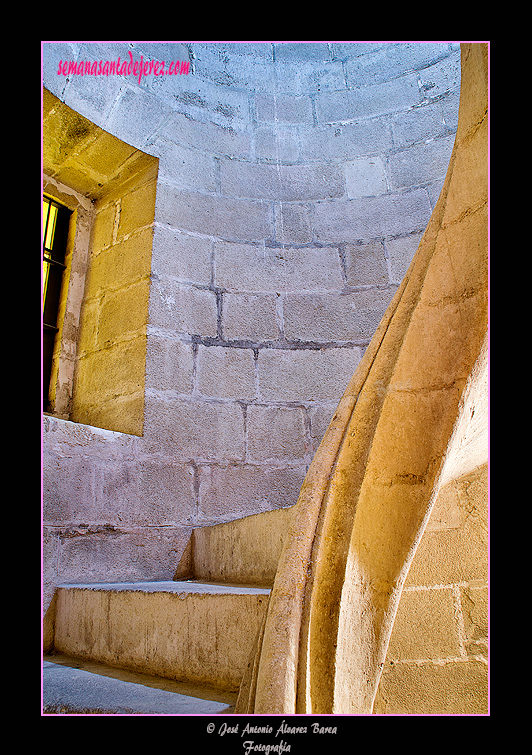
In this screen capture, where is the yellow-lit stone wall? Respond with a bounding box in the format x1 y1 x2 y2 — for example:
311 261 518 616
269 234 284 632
71 163 157 436
43 89 158 436
374 337 488 714
373 465 488 713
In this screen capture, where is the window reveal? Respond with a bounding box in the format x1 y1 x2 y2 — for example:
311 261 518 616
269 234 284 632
42 196 71 409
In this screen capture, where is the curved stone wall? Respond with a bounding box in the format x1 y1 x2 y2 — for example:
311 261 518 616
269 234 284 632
42 43 461 597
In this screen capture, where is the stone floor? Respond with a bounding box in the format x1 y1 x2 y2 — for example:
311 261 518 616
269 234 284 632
42 653 236 715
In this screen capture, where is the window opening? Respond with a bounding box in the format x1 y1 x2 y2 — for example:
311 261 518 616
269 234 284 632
42 196 71 409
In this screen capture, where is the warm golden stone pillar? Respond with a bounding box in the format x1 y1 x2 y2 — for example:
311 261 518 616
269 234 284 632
236 43 488 715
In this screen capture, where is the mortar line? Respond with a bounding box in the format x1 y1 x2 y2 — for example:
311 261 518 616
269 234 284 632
452 584 469 659
252 348 260 403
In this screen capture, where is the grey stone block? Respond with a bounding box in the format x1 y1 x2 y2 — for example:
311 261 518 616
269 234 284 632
97 458 196 525
43 452 99 524
158 111 251 159
219 159 345 202
54 526 191 583
133 460 197 524
387 135 455 190
145 334 194 394
385 232 424 284
155 184 271 242
299 120 393 161
283 288 395 343
345 156 388 198
440 90 461 131
148 74 251 128
198 462 307 521
149 278 218 337
344 241 389 287
192 47 274 93
214 240 344 293
258 347 362 403
297 60 347 94
391 101 448 148
312 189 432 243
196 345 256 401
418 54 461 99
152 138 218 192
246 405 307 462
105 86 172 151
315 73 421 123
254 125 299 163
346 43 451 87
274 203 313 245
151 225 212 286
143 397 245 461
427 177 447 208
223 292 279 341
308 401 339 452
255 93 314 124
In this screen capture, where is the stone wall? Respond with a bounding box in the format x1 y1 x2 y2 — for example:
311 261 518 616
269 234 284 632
374 337 488 714
42 43 462 618
70 152 157 435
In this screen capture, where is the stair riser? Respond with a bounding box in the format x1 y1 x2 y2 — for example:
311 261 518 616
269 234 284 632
191 506 295 585
54 587 268 691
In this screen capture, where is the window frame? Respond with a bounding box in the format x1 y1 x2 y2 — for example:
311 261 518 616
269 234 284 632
42 196 72 410
42 177 94 418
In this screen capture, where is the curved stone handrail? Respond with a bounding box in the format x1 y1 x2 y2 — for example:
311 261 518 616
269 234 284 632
235 43 488 715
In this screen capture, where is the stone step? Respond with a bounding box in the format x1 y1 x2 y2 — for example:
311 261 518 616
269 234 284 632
53 580 270 692
43 654 236 715
179 506 296 585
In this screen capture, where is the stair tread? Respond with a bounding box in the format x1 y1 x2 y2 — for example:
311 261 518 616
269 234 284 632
42 655 236 715
58 579 271 594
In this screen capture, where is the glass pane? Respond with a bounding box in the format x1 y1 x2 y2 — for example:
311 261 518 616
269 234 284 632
43 260 50 311
42 199 50 244
44 201 58 254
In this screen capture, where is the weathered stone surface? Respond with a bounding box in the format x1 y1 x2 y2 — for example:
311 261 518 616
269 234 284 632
196 345 256 401
258 347 362 403
42 45 468 717
145 335 194 394
198 463 306 522
246 405 307 462
343 241 388 287
149 278 218 337
222 292 279 341
214 240 344 293
143 397 245 461
315 73 421 123
219 159 345 201
236 44 488 716
155 184 271 241
312 189 433 243
345 156 388 198
283 289 396 343
192 507 295 586
373 659 487 714
54 582 270 690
